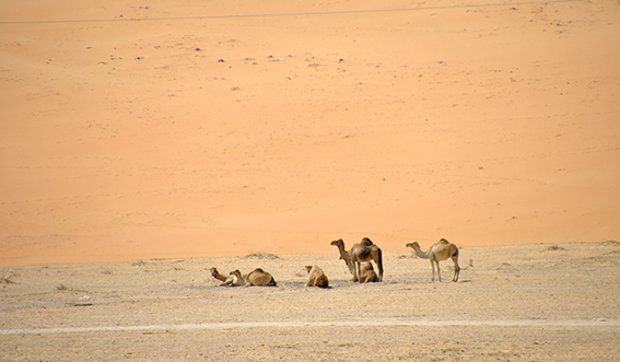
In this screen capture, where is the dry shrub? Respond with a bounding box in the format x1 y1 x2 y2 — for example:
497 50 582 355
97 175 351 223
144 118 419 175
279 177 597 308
243 252 281 260
0 273 17 284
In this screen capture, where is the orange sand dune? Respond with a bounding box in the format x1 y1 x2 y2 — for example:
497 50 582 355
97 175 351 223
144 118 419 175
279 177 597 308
1 0 619 265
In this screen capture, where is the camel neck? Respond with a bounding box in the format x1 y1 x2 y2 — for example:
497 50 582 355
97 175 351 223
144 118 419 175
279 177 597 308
412 246 430 259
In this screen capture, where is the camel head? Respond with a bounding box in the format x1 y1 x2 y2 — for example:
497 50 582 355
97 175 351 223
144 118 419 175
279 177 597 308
229 269 242 277
210 267 219 275
406 242 420 249
304 265 313 273
330 239 344 247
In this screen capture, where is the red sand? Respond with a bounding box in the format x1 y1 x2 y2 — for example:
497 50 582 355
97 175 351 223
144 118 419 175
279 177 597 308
1 0 619 265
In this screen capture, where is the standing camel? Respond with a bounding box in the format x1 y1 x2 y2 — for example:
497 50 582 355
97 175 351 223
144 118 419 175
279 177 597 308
330 239 356 278
331 238 383 282
350 237 384 282
406 238 460 282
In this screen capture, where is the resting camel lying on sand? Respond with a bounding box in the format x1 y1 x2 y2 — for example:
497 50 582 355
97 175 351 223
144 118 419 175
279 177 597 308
358 261 379 283
406 238 461 282
245 268 277 286
305 265 329 288
211 267 276 287
222 270 247 286
209 267 229 283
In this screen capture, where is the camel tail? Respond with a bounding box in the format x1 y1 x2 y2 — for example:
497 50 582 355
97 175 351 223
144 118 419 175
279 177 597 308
452 248 459 258
376 247 384 280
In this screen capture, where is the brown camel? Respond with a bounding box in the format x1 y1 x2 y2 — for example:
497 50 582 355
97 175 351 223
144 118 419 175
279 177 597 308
406 238 461 282
209 267 228 283
305 265 329 288
350 237 384 282
245 268 277 287
330 239 356 278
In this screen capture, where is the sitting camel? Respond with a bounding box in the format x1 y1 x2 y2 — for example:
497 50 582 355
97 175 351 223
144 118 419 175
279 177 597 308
209 267 228 283
222 270 247 286
305 265 329 288
406 238 460 282
358 261 379 283
245 268 277 287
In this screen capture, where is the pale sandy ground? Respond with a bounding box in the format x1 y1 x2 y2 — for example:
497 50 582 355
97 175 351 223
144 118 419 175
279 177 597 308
0 242 619 360
1 1 620 359
1 0 619 265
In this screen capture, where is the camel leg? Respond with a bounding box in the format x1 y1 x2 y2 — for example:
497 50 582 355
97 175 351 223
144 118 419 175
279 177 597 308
435 260 442 282
349 262 358 282
353 261 360 283
452 256 460 282
375 249 384 282
430 260 435 282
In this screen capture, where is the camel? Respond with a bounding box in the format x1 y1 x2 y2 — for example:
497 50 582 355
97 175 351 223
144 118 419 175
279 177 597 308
245 268 277 287
222 270 247 286
305 265 329 288
358 261 379 283
330 239 356 277
406 238 461 282
209 267 228 283
350 237 384 282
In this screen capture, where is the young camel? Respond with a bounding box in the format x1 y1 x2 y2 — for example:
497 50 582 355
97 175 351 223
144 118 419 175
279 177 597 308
223 270 247 286
350 237 384 282
406 238 460 282
358 261 379 283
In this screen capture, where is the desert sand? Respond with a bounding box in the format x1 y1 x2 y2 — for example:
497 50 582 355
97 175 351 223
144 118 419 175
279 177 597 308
1 242 619 360
1 0 619 360
1 0 619 265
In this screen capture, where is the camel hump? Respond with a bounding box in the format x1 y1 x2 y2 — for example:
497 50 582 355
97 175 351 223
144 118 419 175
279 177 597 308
439 238 449 243
361 237 374 245
246 268 277 286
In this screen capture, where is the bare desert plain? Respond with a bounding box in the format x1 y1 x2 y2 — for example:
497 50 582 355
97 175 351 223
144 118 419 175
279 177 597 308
1 0 620 360
1 242 619 360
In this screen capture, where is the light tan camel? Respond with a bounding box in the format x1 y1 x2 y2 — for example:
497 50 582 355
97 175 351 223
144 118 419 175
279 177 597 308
305 265 329 288
406 238 461 282
245 268 277 287
220 269 246 287
330 239 356 278
222 270 247 286
358 261 379 283
350 237 384 282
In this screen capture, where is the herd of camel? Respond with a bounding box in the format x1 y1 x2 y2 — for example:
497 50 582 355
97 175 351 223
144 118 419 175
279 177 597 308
209 237 461 288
